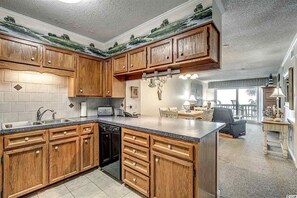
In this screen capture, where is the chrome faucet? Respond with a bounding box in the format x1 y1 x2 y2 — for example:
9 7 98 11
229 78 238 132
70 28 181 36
36 107 54 121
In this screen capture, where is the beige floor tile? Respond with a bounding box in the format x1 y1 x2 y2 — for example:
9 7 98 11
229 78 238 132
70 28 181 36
23 192 38 198
38 184 70 198
91 173 118 189
122 191 144 198
102 183 130 198
64 175 92 191
85 169 109 181
71 182 103 198
88 191 110 198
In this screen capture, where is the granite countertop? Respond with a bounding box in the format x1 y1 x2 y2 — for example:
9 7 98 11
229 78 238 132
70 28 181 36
0 116 225 142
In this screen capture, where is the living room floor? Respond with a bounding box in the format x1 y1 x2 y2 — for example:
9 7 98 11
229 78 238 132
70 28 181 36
219 123 297 198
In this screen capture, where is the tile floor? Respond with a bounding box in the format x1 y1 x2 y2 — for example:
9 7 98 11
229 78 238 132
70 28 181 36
25 169 143 198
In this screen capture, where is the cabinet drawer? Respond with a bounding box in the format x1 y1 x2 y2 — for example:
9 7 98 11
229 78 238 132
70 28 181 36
4 130 47 150
80 124 94 135
122 128 149 147
151 135 194 161
49 125 79 141
123 141 149 162
123 153 149 176
123 166 149 197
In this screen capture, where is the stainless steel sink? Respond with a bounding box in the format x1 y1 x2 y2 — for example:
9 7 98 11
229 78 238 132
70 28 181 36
41 118 73 124
1 119 73 130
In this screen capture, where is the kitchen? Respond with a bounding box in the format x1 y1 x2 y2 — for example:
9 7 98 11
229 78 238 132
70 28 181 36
0 0 224 198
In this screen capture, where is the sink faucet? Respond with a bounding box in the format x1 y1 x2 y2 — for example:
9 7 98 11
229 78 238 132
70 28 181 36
36 107 54 121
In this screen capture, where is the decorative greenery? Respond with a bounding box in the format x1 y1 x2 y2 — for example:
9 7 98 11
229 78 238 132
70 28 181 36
0 3 213 58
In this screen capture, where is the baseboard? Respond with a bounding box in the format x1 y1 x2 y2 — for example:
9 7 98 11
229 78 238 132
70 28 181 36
288 148 297 169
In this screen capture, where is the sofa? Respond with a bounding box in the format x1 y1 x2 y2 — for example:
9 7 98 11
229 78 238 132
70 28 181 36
212 107 247 138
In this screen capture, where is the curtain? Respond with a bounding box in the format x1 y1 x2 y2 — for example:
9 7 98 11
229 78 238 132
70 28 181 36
208 77 273 89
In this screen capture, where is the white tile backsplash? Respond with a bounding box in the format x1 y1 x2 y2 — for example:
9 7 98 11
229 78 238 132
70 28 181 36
0 69 118 123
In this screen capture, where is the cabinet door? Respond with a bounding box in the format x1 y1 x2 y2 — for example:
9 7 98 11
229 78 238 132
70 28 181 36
0 35 41 66
151 151 193 198
81 134 94 171
43 46 75 71
100 132 111 166
128 47 147 72
113 54 128 74
147 39 173 67
3 144 48 198
77 55 103 97
103 59 112 97
49 137 79 184
174 26 208 62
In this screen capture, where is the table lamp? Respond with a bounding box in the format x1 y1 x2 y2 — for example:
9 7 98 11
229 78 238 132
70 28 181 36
183 101 191 112
270 86 285 121
188 95 197 110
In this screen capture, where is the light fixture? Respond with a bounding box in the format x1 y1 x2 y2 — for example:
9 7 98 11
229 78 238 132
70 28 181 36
190 74 199 79
270 86 285 120
179 73 199 80
183 101 191 112
58 0 81 3
188 95 197 103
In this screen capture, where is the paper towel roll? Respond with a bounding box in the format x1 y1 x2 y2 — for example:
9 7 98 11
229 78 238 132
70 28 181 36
80 102 87 117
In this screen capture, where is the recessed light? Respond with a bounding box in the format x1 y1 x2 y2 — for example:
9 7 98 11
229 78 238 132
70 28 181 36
58 0 81 3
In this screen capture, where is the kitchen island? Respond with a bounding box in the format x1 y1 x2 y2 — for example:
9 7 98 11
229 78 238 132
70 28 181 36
0 116 225 198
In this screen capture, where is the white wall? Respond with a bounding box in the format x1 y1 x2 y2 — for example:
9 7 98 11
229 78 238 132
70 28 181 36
125 80 141 115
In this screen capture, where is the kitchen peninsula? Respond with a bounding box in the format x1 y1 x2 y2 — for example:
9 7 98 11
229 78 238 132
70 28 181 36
0 116 225 198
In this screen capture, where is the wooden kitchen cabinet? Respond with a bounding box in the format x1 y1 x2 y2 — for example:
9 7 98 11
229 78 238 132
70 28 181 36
151 150 193 198
43 46 75 71
80 134 94 171
113 53 128 74
0 34 41 66
49 137 80 184
3 144 48 198
147 38 173 67
174 26 208 63
68 55 103 97
127 47 147 72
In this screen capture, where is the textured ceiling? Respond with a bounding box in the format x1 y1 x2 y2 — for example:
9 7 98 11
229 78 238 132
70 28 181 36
0 0 187 42
198 0 297 82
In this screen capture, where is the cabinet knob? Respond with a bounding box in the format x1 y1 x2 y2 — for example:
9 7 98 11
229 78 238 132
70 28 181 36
85 140 88 143
130 64 133 68
36 150 40 154
132 136 136 140
31 57 35 61
180 53 184 56
107 91 110 94
133 178 137 182
132 149 136 153
168 144 172 149
64 131 67 135
132 162 136 166
105 135 109 138
122 65 125 69
48 60 52 64
80 89 83 93
155 158 159 163
166 56 169 59
55 146 58 150
24 137 29 141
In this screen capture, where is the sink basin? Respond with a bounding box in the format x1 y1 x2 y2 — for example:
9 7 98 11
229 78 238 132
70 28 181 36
41 118 73 124
2 121 43 129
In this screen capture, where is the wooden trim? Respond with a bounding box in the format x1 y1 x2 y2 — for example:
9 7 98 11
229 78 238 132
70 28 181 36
122 141 150 162
147 38 173 68
49 125 79 141
122 153 150 176
80 134 94 171
122 128 150 148
127 47 147 72
93 124 99 167
80 124 94 135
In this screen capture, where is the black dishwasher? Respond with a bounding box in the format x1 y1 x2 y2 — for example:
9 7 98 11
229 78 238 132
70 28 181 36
99 123 121 181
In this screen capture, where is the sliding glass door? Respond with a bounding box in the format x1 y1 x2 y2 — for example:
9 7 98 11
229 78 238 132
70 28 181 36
216 87 258 122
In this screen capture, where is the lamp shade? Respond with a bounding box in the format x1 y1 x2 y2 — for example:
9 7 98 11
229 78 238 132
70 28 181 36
270 87 285 98
188 95 197 102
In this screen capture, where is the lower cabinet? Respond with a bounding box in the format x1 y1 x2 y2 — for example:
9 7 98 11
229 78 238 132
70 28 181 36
3 144 48 198
49 137 80 184
81 134 94 171
151 150 194 198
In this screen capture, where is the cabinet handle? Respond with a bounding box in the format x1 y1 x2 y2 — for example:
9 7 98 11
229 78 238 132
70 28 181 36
31 57 35 61
80 89 83 93
107 91 110 94
122 65 125 69
132 162 136 166
130 64 133 68
85 140 88 143
132 136 136 140
36 150 40 154
168 144 172 149
166 56 169 59
24 137 29 141
133 178 137 182
55 146 58 150
64 131 67 135
132 149 136 153
105 135 109 138
180 53 184 56
48 60 52 64
155 158 159 163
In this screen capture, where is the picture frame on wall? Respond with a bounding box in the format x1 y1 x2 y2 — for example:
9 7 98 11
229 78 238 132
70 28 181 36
131 86 139 98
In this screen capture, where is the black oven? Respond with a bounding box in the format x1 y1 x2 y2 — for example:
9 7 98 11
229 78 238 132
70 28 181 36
99 123 121 181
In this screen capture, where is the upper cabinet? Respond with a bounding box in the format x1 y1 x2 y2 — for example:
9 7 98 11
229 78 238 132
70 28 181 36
43 46 75 71
75 55 103 97
0 34 41 66
113 53 128 74
147 39 173 67
127 47 147 72
174 26 208 62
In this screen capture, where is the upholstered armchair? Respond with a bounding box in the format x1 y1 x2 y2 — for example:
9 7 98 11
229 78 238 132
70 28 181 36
212 107 247 138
